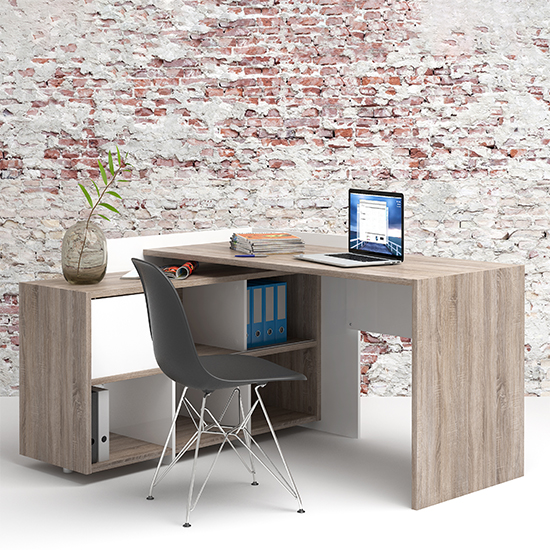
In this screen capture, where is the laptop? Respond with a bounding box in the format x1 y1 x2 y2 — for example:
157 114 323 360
296 189 404 268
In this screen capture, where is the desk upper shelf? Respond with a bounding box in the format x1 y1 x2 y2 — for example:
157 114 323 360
20 263 289 300
144 241 518 286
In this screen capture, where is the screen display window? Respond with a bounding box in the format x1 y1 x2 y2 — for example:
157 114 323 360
349 191 403 257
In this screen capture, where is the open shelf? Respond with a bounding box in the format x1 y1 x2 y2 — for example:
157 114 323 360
239 338 317 357
91 432 165 473
90 405 315 473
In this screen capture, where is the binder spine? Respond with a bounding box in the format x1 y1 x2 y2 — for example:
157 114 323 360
275 282 287 344
249 284 264 348
247 286 252 348
263 284 276 346
92 386 110 463
92 389 98 463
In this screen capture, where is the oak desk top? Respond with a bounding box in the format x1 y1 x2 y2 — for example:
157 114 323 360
144 241 517 286
20 242 520 300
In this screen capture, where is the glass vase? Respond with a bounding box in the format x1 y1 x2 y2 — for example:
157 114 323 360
62 221 108 284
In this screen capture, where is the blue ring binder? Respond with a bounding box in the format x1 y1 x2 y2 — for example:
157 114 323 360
247 280 287 348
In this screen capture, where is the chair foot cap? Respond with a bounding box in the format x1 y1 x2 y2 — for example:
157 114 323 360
146 496 154 500
251 481 259 486
297 509 305 514
183 523 191 528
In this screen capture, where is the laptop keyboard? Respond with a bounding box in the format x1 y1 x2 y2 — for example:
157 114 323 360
328 253 380 262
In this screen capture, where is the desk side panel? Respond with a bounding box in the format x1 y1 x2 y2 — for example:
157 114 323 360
19 283 92 474
494 265 525 484
412 265 524 509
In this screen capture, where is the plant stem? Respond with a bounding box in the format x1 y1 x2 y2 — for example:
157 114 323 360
75 163 125 276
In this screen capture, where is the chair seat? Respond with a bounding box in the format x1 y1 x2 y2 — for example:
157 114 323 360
200 354 306 391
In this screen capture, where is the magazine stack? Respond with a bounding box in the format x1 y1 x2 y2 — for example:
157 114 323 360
230 232 305 255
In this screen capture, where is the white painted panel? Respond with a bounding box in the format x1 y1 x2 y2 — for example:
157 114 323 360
106 375 174 447
292 231 347 248
91 294 156 379
307 276 361 438
179 280 249 425
181 280 247 352
346 279 412 338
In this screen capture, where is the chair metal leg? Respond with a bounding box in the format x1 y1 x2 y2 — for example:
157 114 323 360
238 388 258 485
184 392 208 528
193 385 305 514
147 386 188 500
254 385 305 513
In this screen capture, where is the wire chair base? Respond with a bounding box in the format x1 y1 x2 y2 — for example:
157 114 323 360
146 384 305 527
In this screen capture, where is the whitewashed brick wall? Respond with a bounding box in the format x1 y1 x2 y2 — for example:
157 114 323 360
1 0 549 396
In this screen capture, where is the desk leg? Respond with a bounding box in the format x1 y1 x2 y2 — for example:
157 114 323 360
412 266 524 509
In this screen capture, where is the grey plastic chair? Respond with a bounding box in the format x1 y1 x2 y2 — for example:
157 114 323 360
132 258 306 527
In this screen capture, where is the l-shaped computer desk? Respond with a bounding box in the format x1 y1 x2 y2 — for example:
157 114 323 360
19 229 524 510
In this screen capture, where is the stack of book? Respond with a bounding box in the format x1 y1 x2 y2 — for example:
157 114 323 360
230 232 305 255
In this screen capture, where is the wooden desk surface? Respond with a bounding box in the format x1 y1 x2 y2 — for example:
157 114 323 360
144 241 516 285
19 263 288 299
20 242 519 300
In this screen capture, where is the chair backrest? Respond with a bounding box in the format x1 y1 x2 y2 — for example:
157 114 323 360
132 258 216 391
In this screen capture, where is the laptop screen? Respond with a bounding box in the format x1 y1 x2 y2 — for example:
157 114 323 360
348 189 404 261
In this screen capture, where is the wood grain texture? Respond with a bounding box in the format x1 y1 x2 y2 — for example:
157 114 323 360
412 264 524 509
145 242 510 285
19 283 92 474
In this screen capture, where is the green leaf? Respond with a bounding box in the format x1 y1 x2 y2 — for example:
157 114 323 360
108 151 115 176
99 202 120 214
116 146 122 166
117 179 129 183
107 190 122 199
98 213 110 221
91 179 100 197
78 183 93 208
98 160 108 186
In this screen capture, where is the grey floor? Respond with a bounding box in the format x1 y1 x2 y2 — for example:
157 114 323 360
1 396 548 549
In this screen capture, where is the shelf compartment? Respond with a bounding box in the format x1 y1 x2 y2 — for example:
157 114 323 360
90 408 316 473
91 432 166 473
